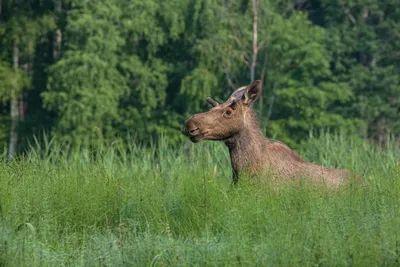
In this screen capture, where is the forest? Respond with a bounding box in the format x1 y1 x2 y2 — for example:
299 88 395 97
1 1 400 265
0 0 399 156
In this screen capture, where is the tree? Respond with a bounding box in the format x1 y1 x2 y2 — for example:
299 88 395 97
0 0 55 158
189 0 357 147
2 0 397 151
316 0 400 143
43 0 128 146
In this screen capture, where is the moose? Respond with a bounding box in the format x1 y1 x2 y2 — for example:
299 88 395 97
182 80 360 187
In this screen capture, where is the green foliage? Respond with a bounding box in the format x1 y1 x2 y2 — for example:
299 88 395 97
320 0 400 142
0 0 56 150
0 62 27 102
1 134 400 265
43 0 128 145
0 0 399 150
180 68 218 113
191 4 360 147
263 13 357 146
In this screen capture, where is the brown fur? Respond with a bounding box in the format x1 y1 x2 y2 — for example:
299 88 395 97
182 80 360 188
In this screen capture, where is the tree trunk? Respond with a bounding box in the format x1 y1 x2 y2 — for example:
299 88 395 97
53 0 62 60
9 40 19 161
250 0 259 82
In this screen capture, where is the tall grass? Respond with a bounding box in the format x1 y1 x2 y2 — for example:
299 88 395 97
0 133 399 266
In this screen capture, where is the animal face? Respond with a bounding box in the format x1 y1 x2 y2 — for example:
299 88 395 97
182 80 262 142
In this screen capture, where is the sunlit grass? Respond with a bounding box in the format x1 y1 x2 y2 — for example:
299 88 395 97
0 133 399 266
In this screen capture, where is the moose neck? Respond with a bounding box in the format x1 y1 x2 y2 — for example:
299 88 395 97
224 111 266 177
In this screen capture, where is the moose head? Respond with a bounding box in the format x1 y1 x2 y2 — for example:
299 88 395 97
182 80 262 143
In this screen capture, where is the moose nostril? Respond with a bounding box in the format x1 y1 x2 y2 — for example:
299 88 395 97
189 127 199 136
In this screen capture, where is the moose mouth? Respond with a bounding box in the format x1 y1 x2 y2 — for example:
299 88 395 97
189 134 204 143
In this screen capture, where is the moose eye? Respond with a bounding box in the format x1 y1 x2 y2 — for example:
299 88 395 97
224 110 232 117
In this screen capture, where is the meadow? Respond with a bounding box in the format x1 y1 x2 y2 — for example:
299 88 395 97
0 133 399 266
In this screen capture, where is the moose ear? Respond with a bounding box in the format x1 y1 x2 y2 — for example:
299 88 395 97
243 80 262 104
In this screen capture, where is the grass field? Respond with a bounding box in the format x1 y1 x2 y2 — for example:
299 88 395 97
0 133 400 266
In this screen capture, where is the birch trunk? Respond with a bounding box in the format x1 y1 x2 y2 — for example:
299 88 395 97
53 0 62 60
250 0 259 82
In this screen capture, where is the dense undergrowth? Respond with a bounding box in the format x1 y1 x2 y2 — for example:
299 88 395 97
0 133 399 266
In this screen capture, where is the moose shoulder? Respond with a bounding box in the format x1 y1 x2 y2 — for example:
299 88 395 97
182 80 361 187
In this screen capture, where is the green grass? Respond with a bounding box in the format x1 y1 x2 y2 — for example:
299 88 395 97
0 133 400 266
